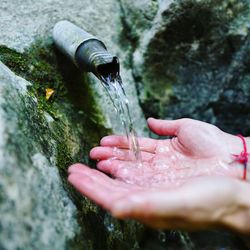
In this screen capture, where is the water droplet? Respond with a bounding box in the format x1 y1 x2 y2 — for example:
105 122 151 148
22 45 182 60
158 230 167 243
104 214 115 232
171 155 176 161
158 146 170 153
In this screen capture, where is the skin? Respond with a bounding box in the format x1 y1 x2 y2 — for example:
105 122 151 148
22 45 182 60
68 118 250 234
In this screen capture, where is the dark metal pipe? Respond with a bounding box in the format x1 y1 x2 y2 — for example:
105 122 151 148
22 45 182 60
53 20 119 81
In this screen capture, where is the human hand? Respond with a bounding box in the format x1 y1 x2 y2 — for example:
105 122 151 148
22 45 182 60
68 118 250 233
90 118 246 188
68 164 250 234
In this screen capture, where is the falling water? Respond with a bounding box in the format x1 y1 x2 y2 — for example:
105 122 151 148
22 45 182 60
99 76 196 250
100 74 142 164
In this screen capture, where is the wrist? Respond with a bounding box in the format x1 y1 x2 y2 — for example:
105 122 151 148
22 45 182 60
223 133 250 181
224 133 250 157
221 180 250 235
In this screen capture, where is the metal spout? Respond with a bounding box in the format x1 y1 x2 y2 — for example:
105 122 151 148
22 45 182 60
53 20 119 80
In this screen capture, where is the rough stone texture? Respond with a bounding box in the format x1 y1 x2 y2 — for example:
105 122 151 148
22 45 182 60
122 0 250 135
0 0 147 136
119 0 250 248
0 0 148 249
0 0 117 53
0 62 79 249
0 52 146 250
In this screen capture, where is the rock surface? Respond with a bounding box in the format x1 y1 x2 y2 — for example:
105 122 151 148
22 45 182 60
121 0 250 135
0 0 147 136
120 0 250 248
0 62 79 249
0 46 146 249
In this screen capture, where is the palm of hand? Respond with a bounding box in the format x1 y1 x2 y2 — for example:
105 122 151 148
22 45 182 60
68 118 245 230
89 118 239 188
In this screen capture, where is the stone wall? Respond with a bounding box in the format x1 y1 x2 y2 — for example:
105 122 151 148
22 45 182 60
121 0 250 135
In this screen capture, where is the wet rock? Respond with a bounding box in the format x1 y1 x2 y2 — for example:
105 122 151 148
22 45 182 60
0 0 147 136
121 0 250 135
120 0 250 248
0 52 145 249
0 0 147 249
0 62 79 249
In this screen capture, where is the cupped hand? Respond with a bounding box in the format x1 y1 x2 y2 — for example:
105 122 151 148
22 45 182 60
89 118 243 187
68 118 250 233
68 164 250 233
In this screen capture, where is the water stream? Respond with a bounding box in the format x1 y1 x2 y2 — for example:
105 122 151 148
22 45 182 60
100 75 196 250
100 74 142 164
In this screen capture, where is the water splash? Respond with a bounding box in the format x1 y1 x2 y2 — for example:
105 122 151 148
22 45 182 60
100 75 142 164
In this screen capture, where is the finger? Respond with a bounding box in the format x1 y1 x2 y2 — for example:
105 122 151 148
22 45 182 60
68 163 95 175
100 135 157 153
90 146 154 161
68 163 131 189
97 159 150 177
147 117 185 136
111 176 234 220
68 173 129 210
110 187 189 219
97 159 132 175
68 163 113 183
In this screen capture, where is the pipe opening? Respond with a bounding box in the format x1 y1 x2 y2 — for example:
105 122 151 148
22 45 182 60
96 57 119 82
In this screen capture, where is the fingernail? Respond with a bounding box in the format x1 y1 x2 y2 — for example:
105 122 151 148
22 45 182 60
67 163 81 174
67 173 79 184
147 117 155 122
100 136 111 145
89 148 98 158
67 165 75 174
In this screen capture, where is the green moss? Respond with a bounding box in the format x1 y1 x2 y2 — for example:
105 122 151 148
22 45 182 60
0 42 59 117
0 46 28 72
56 142 73 172
0 38 146 250
0 40 108 126
6 39 114 246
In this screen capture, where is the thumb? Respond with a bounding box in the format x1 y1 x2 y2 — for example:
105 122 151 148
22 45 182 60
147 117 184 136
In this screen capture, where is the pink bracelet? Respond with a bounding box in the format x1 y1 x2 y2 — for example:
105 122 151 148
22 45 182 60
232 134 248 180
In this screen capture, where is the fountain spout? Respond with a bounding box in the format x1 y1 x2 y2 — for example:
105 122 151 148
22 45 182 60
53 20 119 82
